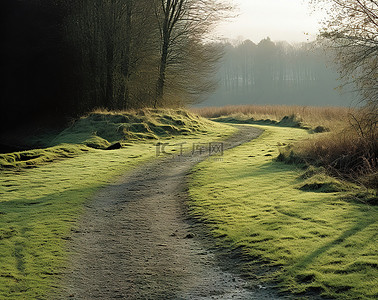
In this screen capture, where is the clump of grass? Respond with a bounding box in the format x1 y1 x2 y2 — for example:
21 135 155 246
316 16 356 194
192 105 351 130
294 168 376 204
298 173 355 193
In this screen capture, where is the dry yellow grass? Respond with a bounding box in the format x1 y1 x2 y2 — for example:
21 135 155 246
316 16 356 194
192 105 353 130
291 123 378 189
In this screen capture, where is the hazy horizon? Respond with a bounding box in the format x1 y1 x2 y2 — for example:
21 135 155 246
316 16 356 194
213 0 326 44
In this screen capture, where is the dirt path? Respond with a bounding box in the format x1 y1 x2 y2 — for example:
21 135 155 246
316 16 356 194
58 126 284 299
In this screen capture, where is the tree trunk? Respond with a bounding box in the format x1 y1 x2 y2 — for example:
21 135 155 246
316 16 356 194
155 5 171 109
105 40 114 109
121 0 133 109
155 43 168 108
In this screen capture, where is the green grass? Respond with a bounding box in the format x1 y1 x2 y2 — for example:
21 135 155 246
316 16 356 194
0 145 91 170
0 111 236 299
188 125 377 300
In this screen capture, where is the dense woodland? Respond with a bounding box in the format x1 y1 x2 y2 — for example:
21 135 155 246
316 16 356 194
1 0 229 134
202 38 349 107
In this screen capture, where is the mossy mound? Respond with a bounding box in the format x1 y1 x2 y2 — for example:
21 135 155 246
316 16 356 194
50 109 212 149
277 115 303 128
0 144 91 170
298 174 354 193
295 168 377 204
311 125 329 133
298 167 359 194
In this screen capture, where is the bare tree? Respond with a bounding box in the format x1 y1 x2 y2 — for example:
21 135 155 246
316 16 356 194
153 0 232 107
313 0 378 106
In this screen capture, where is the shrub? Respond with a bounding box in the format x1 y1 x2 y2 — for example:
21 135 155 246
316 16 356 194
286 108 377 190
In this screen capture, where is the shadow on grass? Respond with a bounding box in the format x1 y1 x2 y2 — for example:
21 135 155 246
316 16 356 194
0 186 96 299
223 160 302 182
291 218 376 272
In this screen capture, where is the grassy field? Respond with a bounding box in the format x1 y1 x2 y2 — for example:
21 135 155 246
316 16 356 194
188 125 377 299
0 110 236 299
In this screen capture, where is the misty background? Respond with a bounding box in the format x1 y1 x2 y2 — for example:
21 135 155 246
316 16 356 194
199 37 351 107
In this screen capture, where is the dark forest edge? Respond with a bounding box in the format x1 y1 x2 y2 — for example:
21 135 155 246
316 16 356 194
0 0 231 135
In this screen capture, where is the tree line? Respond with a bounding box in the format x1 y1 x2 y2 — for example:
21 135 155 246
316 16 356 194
0 0 230 132
202 38 349 107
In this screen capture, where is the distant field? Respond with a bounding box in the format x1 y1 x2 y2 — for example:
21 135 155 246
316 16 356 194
192 105 352 130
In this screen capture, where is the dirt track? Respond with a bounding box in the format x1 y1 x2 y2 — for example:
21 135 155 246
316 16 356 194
58 126 284 299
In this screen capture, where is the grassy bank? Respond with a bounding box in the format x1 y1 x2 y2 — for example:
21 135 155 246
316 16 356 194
188 125 377 299
0 109 217 170
0 110 236 299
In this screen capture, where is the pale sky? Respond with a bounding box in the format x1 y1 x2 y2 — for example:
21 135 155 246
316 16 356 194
214 0 327 44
